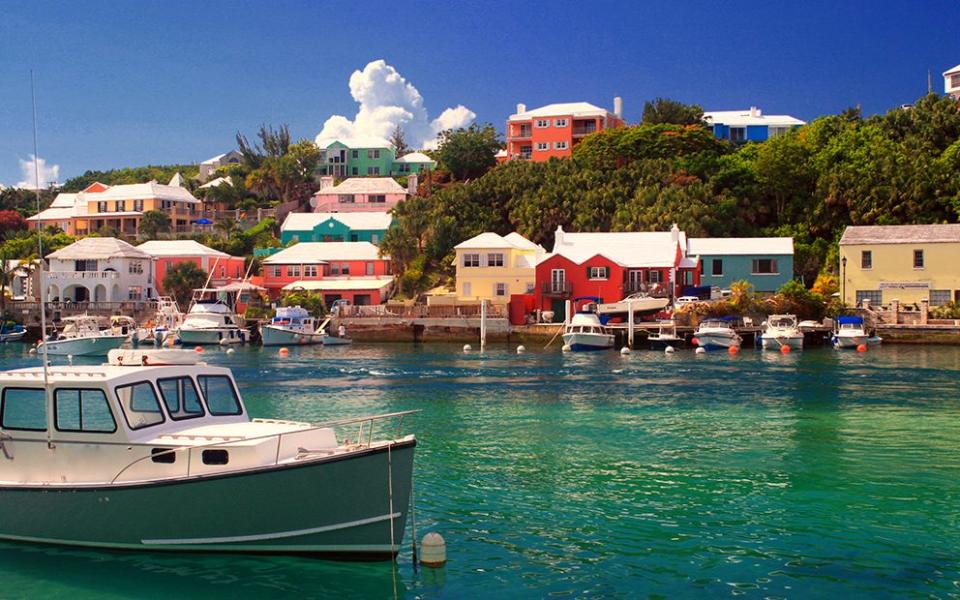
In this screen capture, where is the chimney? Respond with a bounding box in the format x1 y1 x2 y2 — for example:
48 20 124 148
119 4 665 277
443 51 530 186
613 96 623 119
554 225 565 249
319 175 334 190
516 103 527 115
749 106 761 118
407 172 418 196
670 223 680 244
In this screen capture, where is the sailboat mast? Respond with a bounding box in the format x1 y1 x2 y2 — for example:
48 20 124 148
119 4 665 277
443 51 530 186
31 70 53 444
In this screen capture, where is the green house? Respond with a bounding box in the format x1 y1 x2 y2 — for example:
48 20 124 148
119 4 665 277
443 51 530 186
280 212 393 245
315 137 436 177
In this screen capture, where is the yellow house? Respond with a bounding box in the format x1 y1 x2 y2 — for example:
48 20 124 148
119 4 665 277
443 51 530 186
839 224 960 307
454 232 544 304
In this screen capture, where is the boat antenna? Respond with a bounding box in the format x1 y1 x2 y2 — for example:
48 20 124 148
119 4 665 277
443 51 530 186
189 256 221 312
31 70 53 446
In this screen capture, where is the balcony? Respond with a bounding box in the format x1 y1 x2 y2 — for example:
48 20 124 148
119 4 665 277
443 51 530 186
45 271 120 281
509 127 533 140
541 281 573 297
572 125 598 137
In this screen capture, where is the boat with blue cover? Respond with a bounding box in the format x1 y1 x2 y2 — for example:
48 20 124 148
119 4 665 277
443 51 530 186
831 315 881 349
693 317 742 350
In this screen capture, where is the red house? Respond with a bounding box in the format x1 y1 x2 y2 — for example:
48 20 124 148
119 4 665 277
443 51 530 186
261 242 393 306
138 240 246 296
534 225 700 316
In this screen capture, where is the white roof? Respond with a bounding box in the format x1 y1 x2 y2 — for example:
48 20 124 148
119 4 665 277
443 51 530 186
47 237 151 260
282 212 392 232
137 240 232 258
495 149 508 158
198 176 232 189
50 192 79 208
281 277 393 292
95 182 200 203
318 136 392 149
27 206 78 221
168 173 185 187
263 242 385 264
703 109 805 128
455 231 541 251
548 228 686 267
509 102 613 121
688 237 794 255
317 177 407 196
200 150 242 166
944 64 960 76
394 152 435 164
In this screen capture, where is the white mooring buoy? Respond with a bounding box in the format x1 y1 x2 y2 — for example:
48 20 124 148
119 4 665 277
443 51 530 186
225 348 235 355
516 345 526 354
420 532 447 567
561 344 572 352
664 345 676 354
695 347 706 354
620 346 631 355
219 338 230 346
462 344 472 352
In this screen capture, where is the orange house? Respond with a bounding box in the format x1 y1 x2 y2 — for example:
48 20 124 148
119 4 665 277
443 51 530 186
505 98 625 162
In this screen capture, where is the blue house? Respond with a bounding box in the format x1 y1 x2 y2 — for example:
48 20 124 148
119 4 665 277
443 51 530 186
280 212 393 245
687 237 794 293
703 107 805 143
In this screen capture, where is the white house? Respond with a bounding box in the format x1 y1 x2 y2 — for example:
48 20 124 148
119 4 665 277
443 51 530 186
945 64 960 100
43 238 153 303
199 150 243 181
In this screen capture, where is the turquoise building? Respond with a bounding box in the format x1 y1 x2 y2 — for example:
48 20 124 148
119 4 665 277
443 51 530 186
280 212 393 245
687 237 795 293
315 137 436 177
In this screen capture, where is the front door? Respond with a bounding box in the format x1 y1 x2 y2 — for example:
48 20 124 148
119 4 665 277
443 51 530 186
550 298 566 322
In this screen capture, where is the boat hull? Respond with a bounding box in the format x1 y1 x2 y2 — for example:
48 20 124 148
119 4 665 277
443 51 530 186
261 325 324 347
694 333 741 350
321 335 353 346
831 333 877 349
178 328 247 345
0 440 415 560
39 335 128 356
760 335 804 350
562 332 614 351
0 331 25 343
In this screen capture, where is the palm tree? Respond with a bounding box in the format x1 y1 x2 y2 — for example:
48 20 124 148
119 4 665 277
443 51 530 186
162 262 208 306
214 217 241 239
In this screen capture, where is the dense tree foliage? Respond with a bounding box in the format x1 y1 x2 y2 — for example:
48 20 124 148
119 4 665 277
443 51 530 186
0 187 56 217
434 123 502 181
384 94 960 294
0 211 27 240
642 98 704 126
62 165 199 192
162 262 207 307
235 125 320 208
138 210 172 239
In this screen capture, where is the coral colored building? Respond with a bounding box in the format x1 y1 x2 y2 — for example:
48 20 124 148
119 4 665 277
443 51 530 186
534 225 699 318
311 177 409 213
505 98 625 162
137 240 246 295
261 242 393 305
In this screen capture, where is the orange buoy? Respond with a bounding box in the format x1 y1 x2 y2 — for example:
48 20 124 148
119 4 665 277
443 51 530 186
194 346 204 353
279 347 290 356
780 344 791 354
728 345 739 355
856 343 867 352
691 337 699 346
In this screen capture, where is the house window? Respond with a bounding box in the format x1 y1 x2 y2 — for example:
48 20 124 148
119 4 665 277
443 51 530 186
861 250 872 269
729 127 746 142
341 263 350 275
711 259 723 276
554 119 568 127
270 266 282 278
487 253 504 267
134 199 144 211
588 266 609 280
930 290 951 306
350 233 359 242
304 265 318 277
856 290 882 305
768 126 789 138
219 266 225 277
352 150 359 159
913 249 924 269
287 266 300 277
371 234 379 244
369 194 386 203
367 167 380 175
367 149 380 159
536 142 549 151
551 268 566 293
648 270 662 284
535 119 549 128
495 283 507 297
554 141 568 150
97 201 108 213
952 74 960 88
339 194 355 203
366 262 374 275
75 259 98 272
129 261 143 274
117 200 126 212
525 282 535 294
351 167 358 176
128 286 143 300
752 259 779 274
330 264 340 275
463 253 480 267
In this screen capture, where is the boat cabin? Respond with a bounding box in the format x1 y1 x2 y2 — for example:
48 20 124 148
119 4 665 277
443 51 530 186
0 350 341 485
566 312 609 334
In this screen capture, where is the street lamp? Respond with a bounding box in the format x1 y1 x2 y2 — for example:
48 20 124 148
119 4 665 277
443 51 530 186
841 256 847 306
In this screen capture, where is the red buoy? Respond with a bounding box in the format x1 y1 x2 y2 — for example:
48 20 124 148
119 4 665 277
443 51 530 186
691 337 699 346
780 344 791 354
856 343 867 352
728 345 739 355
194 346 204 353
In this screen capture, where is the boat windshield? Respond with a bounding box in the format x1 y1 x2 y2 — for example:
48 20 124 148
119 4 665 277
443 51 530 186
157 377 205 421
115 381 165 430
770 318 795 328
197 375 243 416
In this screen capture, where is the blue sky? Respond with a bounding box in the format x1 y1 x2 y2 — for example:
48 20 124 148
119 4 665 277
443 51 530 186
2 0 958 186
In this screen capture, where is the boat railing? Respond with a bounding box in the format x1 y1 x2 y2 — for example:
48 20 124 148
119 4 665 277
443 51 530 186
109 409 419 484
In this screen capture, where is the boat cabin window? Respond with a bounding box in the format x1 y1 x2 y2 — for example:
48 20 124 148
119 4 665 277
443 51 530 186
115 382 165 430
54 388 117 433
197 375 243 416
1 387 47 431
157 377 205 421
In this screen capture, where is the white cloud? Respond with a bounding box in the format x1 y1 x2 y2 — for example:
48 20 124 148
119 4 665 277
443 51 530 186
316 60 476 151
16 154 60 189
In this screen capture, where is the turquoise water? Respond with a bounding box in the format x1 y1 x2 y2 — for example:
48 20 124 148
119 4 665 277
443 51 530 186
0 342 959 598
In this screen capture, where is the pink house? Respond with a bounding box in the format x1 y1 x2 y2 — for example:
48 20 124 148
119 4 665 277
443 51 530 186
261 242 393 305
311 177 408 213
137 240 246 296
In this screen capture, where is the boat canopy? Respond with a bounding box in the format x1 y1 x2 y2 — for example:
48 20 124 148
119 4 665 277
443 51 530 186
837 316 864 325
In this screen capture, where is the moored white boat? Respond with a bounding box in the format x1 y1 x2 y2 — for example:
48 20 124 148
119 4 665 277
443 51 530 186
693 318 742 350
261 306 325 346
831 316 880 349
596 293 670 318
562 312 615 351
760 314 804 350
38 315 129 356
177 301 248 345
0 348 416 560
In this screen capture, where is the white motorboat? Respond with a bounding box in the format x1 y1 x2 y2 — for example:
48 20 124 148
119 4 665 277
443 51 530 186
596 293 670 318
0 348 416 560
38 315 129 356
760 314 804 350
648 319 684 350
831 316 881 349
136 296 184 346
261 306 325 346
693 317 742 350
177 301 248 345
562 312 615 351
